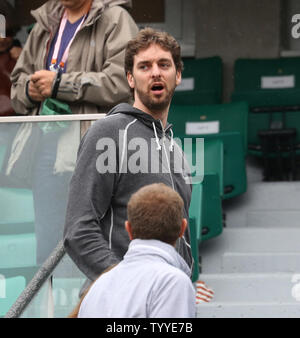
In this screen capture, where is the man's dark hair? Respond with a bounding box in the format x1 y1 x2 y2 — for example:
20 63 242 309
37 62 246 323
125 27 183 75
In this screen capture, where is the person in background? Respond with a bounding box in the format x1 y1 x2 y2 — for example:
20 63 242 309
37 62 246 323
9 0 138 265
0 1 22 179
73 183 196 318
0 0 22 116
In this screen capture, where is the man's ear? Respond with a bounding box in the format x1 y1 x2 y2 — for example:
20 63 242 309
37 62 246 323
179 218 187 238
175 70 182 87
125 220 133 240
127 72 135 89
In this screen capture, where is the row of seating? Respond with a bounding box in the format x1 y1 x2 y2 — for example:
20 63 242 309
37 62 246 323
232 57 300 181
173 55 300 180
170 55 300 279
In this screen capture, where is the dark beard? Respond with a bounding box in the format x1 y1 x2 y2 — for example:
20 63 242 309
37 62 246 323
136 86 176 113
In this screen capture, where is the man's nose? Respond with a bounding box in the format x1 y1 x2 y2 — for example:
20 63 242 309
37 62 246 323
151 63 161 78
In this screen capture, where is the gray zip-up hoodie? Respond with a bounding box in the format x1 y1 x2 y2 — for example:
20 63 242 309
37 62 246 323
63 103 193 281
78 239 196 318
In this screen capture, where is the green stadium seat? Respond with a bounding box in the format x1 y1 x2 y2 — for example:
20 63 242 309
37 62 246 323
0 187 35 234
211 132 247 199
0 233 36 269
170 102 248 198
0 233 38 287
201 173 223 241
232 57 300 180
172 56 223 105
202 138 223 196
0 276 26 317
189 218 200 283
232 57 300 146
189 182 203 243
189 178 222 280
232 57 300 106
183 132 246 199
169 101 248 152
186 138 223 241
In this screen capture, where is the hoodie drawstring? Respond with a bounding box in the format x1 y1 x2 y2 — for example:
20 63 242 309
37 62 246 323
169 129 174 152
152 122 174 152
152 122 162 151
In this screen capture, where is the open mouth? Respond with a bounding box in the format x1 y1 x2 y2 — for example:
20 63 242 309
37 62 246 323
151 83 165 94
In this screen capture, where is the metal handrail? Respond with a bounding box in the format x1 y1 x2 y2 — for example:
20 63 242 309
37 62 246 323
4 240 66 318
2 114 106 317
0 113 105 123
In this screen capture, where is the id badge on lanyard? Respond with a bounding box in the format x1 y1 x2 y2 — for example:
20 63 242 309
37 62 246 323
49 10 87 73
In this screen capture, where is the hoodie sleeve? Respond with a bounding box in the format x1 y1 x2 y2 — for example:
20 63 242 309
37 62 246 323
149 272 196 318
55 7 138 107
63 119 120 281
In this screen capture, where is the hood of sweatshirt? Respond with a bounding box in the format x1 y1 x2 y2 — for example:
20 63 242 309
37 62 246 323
106 103 175 151
124 239 192 278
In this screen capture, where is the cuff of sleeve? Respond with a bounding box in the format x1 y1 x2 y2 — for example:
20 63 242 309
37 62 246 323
25 80 40 105
51 71 62 99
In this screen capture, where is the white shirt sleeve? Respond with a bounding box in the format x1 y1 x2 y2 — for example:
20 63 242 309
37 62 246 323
149 273 196 318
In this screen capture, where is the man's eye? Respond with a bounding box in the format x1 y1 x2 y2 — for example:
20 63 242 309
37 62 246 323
139 65 149 70
161 63 170 68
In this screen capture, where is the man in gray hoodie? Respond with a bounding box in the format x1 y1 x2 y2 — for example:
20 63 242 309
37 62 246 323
63 28 194 287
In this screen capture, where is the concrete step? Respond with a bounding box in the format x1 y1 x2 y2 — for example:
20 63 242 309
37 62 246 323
223 252 300 273
223 181 300 228
200 162 300 317
198 273 299 303
202 228 300 252
197 302 300 318
244 210 300 228
199 228 300 273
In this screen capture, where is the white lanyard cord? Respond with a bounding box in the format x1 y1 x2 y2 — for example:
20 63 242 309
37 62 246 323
50 10 87 72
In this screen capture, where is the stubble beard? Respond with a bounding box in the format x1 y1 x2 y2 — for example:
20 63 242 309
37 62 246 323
136 85 176 113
